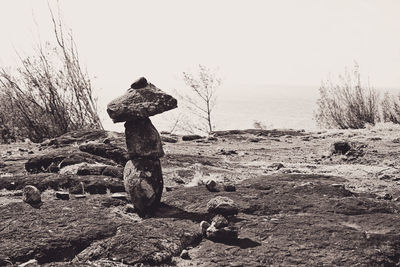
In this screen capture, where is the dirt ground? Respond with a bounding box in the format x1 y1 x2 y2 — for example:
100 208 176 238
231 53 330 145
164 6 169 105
1 125 400 266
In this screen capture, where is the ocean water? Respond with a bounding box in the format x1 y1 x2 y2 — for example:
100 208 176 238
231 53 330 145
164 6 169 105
150 84 321 133
106 84 400 133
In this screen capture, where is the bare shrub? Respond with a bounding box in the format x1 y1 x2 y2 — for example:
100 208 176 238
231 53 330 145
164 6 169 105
381 92 400 124
0 10 102 142
315 64 380 129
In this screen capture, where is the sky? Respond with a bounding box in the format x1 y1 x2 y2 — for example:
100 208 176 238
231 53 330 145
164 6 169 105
0 0 400 131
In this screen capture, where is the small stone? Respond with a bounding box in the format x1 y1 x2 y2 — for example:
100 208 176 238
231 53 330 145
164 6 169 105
161 135 178 143
207 196 238 216
223 184 236 192
206 224 238 241
182 135 203 141
180 249 190 259
111 192 127 200
211 214 229 228
18 259 38 267
130 77 148 89
55 191 70 200
269 162 284 170
206 180 218 192
332 141 351 155
125 118 164 158
74 194 86 199
200 221 210 236
125 204 136 213
22 185 41 204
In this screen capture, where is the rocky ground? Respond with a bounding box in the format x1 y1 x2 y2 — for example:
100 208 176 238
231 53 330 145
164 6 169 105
1 126 400 266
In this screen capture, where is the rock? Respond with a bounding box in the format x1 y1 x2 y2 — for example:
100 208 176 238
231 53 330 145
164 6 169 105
130 77 148 89
180 249 190 259
18 259 38 267
22 185 41 204
332 141 351 155
125 118 164 158
206 180 218 192
111 192 127 200
77 164 106 176
55 191 70 200
74 194 86 199
206 224 238 242
207 196 238 216
269 162 284 170
124 159 163 216
102 166 124 178
182 135 203 141
223 184 236 192
79 143 129 165
211 214 229 228
106 83 177 122
200 221 210 236
161 135 178 143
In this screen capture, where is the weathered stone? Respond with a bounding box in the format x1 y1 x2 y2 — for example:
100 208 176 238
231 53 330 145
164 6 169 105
332 141 351 155
161 135 178 143
180 249 190 259
182 135 203 141
124 159 163 216
206 224 238 241
130 77 148 89
106 83 177 122
79 143 129 165
125 118 164 158
22 185 41 204
211 214 229 228
55 191 70 200
18 259 38 267
223 184 236 192
200 221 210 236
207 196 238 215
206 180 218 192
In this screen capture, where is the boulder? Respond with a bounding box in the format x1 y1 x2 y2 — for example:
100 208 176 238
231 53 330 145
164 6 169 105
79 143 129 165
22 185 41 204
125 118 164 158
106 83 177 122
207 196 238 216
123 159 164 216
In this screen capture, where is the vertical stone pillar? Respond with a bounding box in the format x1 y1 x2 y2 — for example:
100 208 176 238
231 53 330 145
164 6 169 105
107 77 177 216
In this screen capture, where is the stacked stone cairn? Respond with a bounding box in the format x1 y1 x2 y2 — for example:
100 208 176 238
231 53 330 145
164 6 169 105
201 196 239 242
106 77 177 216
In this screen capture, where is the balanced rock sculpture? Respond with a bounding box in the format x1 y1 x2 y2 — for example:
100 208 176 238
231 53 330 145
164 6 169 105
107 77 177 216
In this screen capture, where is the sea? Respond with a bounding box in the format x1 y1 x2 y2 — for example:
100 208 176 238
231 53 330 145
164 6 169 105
102 84 400 134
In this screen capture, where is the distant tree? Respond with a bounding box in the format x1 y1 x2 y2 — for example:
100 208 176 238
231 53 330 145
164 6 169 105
0 8 102 142
180 64 222 133
315 64 379 129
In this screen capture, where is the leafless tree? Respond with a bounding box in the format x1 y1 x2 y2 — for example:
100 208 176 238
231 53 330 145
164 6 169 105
0 7 102 142
180 64 222 133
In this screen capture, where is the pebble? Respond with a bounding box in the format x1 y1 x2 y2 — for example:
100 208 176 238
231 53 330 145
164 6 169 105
55 191 70 200
206 180 218 192
223 184 236 192
22 185 41 204
180 249 190 259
